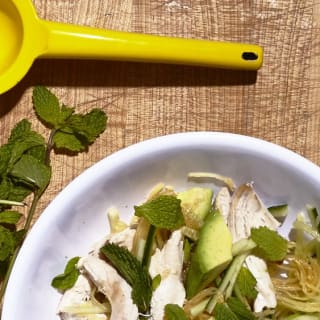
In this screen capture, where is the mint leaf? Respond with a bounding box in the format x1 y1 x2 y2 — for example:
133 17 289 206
25 145 46 163
8 120 46 168
251 227 288 261
52 110 107 152
0 120 45 176
51 257 80 291
10 154 51 192
33 86 74 127
0 226 16 261
164 304 188 320
33 87 107 153
67 109 107 143
134 195 184 230
6 182 32 202
0 178 10 201
0 211 22 225
12 229 26 247
214 303 239 320
52 131 85 152
0 145 11 176
101 243 152 313
0 178 31 203
9 119 35 143
227 297 256 320
235 267 258 300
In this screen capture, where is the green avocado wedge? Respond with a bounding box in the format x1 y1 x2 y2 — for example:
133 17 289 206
177 187 213 230
186 210 232 298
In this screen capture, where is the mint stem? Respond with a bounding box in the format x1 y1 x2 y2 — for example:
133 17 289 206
22 191 41 236
0 200 26 207
0 191 41 303
45 129 56 166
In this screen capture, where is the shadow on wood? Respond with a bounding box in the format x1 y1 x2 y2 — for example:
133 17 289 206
0 59 258 116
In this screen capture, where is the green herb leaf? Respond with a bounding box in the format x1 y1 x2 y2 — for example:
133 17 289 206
10 154 51 192
6 181 32 203
33 86 74 128
227 297 256 320
8 119 38 144
0 226 16 261
0 211 22 225
12 229 26 247
66 109 107 144
164 304 188 320
52 131 85 152
0 145 11 177
251 226 288 261
235 267 258 300
0 178 10 201
134 195 184 230
8 120 46 168
214 303 239 320
100 243 152 313
33 86 107 153
26 145 46 163
52 110 107 152
51 257 80 291
7 119 30 142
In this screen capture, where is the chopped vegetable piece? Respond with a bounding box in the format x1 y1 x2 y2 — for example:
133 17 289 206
268 204 289 218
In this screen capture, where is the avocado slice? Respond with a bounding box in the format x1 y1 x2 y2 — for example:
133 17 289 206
186 210 232 298
177 187 213 230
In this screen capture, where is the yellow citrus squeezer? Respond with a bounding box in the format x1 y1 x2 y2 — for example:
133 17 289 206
0 0 263 94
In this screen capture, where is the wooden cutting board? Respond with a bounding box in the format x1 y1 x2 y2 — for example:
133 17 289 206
0 0 319 223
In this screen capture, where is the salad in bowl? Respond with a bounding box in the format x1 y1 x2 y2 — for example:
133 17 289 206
2 132 320 320
52 172 320 320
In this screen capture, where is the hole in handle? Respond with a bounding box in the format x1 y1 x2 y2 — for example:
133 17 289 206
242 52 258 61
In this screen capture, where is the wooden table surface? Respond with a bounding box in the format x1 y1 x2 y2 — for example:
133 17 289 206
1 0 320 224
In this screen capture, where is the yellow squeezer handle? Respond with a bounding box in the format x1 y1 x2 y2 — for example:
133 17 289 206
39 21 263 70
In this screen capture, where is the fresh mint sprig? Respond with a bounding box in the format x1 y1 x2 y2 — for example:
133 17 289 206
33 86 107 159
100 243 152 313
0 86 107 306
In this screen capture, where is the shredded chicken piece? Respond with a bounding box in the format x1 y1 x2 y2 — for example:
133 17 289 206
246 255 277 312
227 184 280 312
90 227 136 256
215 187 231 224
149 230 186 320
78 255 138 320
58 275 107 320
228 184 280 242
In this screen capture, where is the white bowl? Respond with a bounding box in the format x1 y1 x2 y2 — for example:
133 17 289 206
3 132 320 319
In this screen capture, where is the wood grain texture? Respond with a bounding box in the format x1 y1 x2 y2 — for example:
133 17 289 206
0 0 319 224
